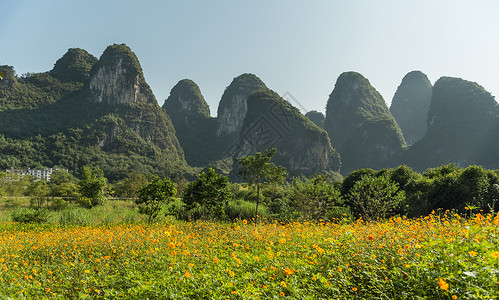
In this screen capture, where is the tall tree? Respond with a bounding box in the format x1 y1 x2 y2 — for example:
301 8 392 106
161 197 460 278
238 148 287 217
78 166 108 207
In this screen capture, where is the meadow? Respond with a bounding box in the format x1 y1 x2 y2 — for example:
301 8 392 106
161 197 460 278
0 206 497 299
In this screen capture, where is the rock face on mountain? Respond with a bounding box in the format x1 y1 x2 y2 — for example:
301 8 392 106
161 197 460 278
324 72 405 174
216 74 267 138
88 44 156 105
233 89 341 177
0 44 187 180
163 79 217 166
390 71 432 145
406 77 499 170
305 110 325 128
50 48 98 82
163 79 211 128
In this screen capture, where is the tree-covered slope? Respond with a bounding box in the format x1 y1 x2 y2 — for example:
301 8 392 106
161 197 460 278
390 71 432 145
324 72 405 174
406 76 499 171
0 45 187 181
234 89 341 177
216 73 267 138
163 79 218 167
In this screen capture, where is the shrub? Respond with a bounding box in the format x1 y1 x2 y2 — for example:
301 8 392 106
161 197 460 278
348 174 405 220
136 177 176 223
183 168 232 220
11 207 50 224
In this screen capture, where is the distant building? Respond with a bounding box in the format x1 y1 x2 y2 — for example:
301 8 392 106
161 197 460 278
5 168 60 181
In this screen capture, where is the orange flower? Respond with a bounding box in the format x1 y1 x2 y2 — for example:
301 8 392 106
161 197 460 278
284 267 294 276
242 219 248 225
468 251 477 257
490 251 499 259
184 271 191 278
438 278 449 291
352 287 358 291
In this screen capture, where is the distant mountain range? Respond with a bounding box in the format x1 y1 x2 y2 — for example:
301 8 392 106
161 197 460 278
1 44 498 180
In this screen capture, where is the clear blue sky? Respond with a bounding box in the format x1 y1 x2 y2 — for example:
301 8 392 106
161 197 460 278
1 0 498 115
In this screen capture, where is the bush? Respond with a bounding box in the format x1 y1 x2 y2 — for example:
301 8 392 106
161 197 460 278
11 208 50 224
136 177 176 223
348 174 405 220
183 168 232 220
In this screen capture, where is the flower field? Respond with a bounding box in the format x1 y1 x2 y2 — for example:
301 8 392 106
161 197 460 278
0 212 498 299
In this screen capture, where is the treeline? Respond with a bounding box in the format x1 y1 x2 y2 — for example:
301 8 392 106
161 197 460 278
2 158 498 223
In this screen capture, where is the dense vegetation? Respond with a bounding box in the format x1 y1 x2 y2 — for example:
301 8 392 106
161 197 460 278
1 158 498 298
0 45 188 181
324 72 406 174
389 71 433 145
0 213 497 299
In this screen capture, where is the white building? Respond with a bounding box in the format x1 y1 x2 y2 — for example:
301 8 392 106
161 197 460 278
5 168 59 181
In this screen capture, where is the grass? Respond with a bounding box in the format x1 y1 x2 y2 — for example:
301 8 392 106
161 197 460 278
0 208 497 299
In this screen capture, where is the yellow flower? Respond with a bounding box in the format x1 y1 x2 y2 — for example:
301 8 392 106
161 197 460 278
452 295 458 299
184 271 191 278
352 287 358 291
242 219 248 225
284 267 294 276
490 251 499 259
438 278 449 291
468 251 477 257
280 281 287 288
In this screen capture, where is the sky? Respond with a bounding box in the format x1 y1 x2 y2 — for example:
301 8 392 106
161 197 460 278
1 0 498 116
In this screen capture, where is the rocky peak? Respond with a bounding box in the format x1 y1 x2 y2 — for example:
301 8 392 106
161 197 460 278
324 71 405 174
163 79 210 128
50 48 97 82
390 71 432 145
88 44 156 106
305 110 325 128
216 73 267 137
233 89 341 177
407 76 499 170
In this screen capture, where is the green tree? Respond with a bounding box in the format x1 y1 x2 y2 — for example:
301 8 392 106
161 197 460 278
113 173 150 199
238 148 287 218
136 177 176 223
290 174 342 220
349 174 405 220
78 166 108 207
26 179 50 208
456 165 489 210
49 169 79 199
183 168 233 220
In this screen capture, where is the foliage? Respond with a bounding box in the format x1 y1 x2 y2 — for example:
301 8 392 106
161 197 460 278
113 173 150 199
136 177 176 223
182 168 232 220
0 213 497 298
289 173 343 220
26 179 50 208
78 166 108 207
348 174 405 220
389 71 433 145
238 148 287 217
324 71 406 174
305 110 325 128
11 207 50 224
